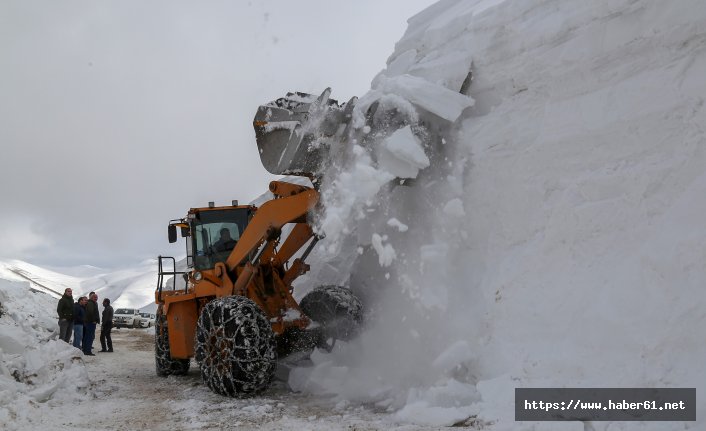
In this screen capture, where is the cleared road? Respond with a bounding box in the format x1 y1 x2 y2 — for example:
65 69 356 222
38 328 451 431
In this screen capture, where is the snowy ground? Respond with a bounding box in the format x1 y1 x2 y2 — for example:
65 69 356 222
3 327 466 431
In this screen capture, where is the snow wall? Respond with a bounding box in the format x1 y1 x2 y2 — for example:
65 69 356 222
290 0 706 429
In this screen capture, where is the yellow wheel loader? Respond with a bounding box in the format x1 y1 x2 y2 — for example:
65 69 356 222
155 89 364 397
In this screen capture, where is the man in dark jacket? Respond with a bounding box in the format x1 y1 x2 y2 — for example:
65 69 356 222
56 288 74 343
72 296 87 349
100 298 114 352
82 292 100 356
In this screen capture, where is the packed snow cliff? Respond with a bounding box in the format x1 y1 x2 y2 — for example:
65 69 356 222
290 0 706 429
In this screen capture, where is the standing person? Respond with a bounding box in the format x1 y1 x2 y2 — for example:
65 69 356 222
99 298 114 352
72 296 88 349
56 288 74 343
82 292 100 356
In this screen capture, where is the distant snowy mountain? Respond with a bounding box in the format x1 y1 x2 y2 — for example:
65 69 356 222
0 259 158 311
0 260 82 298
79 261 160 312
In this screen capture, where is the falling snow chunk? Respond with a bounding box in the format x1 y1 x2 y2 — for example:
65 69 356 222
377 126 430 179
373 74 474 122
442 198 465 217
371 233 396 267
387 218 409 232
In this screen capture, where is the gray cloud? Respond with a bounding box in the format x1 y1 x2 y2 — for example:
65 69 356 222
0 0 434 268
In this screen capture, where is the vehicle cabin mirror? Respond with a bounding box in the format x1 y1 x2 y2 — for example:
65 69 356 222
168 225 177 243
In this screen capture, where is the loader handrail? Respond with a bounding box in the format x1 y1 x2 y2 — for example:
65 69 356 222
157 255 187 302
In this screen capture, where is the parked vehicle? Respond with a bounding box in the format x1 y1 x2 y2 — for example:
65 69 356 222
139 312 156 328
113 308 142 328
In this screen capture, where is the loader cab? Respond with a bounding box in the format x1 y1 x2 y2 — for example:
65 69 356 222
185 207 252 270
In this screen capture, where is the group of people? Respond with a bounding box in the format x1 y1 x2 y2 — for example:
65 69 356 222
57 288 114 355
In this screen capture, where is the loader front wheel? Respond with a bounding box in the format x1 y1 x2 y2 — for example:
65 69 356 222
194 296 276 397
300 285 363 342
155 311 190 377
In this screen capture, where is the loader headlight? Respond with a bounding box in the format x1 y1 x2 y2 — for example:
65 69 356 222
193 271 203 282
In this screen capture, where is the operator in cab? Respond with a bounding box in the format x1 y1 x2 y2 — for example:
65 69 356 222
213 228 236 252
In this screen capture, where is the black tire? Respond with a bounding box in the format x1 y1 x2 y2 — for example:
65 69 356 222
299 285 363 341
155 311 190 377
194 296 276 397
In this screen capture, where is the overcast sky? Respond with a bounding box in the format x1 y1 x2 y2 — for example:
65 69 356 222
0 0 435 269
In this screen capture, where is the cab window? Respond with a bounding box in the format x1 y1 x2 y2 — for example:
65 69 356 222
192 209 249 270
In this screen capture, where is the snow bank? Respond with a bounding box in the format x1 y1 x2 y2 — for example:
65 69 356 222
291 0 706 429
0 278 90 430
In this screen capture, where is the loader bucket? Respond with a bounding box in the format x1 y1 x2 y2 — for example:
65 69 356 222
253 88 355 176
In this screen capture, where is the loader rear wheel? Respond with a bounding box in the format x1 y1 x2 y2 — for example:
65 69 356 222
155 312 190 377
300 285 363 342
194 296 276 397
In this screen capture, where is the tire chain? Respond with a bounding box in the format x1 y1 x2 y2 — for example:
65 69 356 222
194 296 276 397
300 285 363 341
155 314 190 376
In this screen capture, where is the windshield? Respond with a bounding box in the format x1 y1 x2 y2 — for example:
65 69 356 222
115 309 135 314
140 313 150 318
192 208 250 270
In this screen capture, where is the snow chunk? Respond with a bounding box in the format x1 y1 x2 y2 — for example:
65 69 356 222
319 148 395 244
371 234 396 267
373 74 474 122
442 198 465 217
377 126 429 179
394 379 481 426
386 218 409 232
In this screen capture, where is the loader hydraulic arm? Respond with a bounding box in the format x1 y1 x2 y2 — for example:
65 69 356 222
222 181 319 287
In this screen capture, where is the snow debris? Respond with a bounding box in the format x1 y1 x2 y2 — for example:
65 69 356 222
393 380 480 426
386 218 409 232
376 126 430 179
372 74 474 122
371 234 396 267
442 198 465 217
319 146 395 247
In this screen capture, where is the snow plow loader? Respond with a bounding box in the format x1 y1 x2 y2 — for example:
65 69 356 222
155 89 364 397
